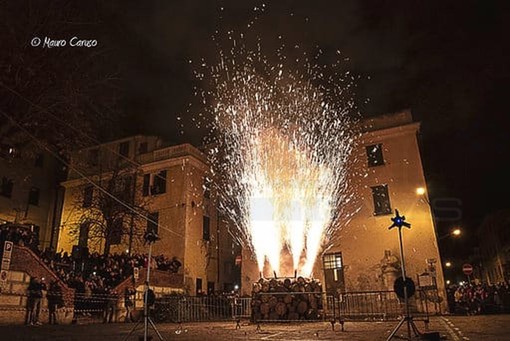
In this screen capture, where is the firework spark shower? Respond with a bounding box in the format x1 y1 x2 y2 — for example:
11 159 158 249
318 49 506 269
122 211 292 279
196 30 360 277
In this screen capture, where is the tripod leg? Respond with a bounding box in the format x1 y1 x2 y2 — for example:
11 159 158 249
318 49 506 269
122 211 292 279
409 318 422 337
386 318 406 341
123 321 142 341
148 317 165 341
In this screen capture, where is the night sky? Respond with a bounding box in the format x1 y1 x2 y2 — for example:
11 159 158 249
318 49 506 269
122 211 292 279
2 1 509 261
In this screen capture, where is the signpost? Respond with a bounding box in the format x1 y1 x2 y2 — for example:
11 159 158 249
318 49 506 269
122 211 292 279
463 263 473 284
0 241 13 285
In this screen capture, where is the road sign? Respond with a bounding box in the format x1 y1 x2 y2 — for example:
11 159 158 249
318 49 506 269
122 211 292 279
0 269 8 282
3 241 13 259
462 263 473 276
1 258 10 271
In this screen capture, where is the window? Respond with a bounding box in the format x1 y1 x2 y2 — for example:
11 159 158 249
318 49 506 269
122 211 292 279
323 252 345 293
28 187 40 206
203 177 211 199
34 153 44 168
138 142 148 154
372 184 392 216
323 252 343 270
203 215 210 241
110 218 123 245
142 170 167 196
119 141 130 157
152 170 166 195
88 148 99 166
78 221 90 247
83 186 93 208
366 144 385 167
147 212 159 235
196 278 203 295
142 174 150 196
207 281 215 294
0 177 14 198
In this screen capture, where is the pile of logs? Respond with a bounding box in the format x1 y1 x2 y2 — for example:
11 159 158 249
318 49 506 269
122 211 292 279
251 276 324 321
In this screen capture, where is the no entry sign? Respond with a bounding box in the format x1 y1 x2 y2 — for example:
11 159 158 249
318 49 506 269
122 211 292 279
462 263 473 276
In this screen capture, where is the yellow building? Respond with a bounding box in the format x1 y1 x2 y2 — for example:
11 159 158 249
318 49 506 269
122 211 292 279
241 111 447 309
57 136 238 295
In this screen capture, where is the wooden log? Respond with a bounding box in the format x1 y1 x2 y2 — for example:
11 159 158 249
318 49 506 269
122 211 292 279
297 300 308 315
260 302 270 315
268 311 279 320
268 296 278 309
275 302 287 316
288 312 299 320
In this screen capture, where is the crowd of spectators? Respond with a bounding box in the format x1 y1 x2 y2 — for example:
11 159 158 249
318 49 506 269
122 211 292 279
0 223 39 251
39 250 182 293
447 280 510 315
36 250 181 318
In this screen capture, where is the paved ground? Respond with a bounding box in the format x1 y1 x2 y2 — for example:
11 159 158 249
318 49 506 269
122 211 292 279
0 315 509 340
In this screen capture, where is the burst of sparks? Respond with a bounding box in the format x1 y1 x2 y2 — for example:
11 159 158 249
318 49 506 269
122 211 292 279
193 28 359 277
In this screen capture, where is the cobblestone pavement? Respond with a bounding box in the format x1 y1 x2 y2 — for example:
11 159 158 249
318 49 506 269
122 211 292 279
0 315 509 340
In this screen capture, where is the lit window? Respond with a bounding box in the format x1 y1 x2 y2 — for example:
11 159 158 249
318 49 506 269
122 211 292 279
323 253 342 270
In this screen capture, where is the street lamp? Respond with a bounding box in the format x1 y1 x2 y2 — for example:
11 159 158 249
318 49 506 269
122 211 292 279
416 187 426 196
438 228 462 240
445 261 452 268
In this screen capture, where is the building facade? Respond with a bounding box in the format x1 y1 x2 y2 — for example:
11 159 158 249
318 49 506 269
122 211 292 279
478 210 510 284
241 111 447 308
57 136 238 295
0 145 64 249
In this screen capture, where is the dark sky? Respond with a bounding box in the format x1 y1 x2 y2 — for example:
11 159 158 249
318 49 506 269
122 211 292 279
4 1 510 260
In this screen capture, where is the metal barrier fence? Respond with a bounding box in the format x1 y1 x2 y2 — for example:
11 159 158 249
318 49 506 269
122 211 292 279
153 295 250 322
326 289 439 321
0 288 439 323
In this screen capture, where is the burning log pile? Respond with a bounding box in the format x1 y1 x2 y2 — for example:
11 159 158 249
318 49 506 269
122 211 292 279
251 276 324 321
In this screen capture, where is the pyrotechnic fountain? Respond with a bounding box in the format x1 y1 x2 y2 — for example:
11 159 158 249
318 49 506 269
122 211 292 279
193 29 359 279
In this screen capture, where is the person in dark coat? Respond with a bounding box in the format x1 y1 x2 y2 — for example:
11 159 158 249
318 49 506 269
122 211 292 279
124 286 136 322
26 277 46 325
47 280 64 324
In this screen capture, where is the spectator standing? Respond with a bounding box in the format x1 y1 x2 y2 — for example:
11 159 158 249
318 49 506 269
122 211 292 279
103 288 118 323
26 277 46 325
124 286 136 322
47 280 64 324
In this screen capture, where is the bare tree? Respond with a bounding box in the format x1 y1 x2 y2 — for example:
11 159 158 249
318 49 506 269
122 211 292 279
69 165 151 256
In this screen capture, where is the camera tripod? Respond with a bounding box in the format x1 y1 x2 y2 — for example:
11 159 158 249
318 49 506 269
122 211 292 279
386 210 422 341
124 235 164 341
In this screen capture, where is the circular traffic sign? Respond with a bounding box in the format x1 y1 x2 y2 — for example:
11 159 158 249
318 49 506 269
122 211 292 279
462 263 473 276
394 276 416 299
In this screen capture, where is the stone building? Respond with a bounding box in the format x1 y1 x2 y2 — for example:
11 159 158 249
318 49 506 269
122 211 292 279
478 210 510 284
240 111 447 307
57 136 239 295
0 145 64 249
